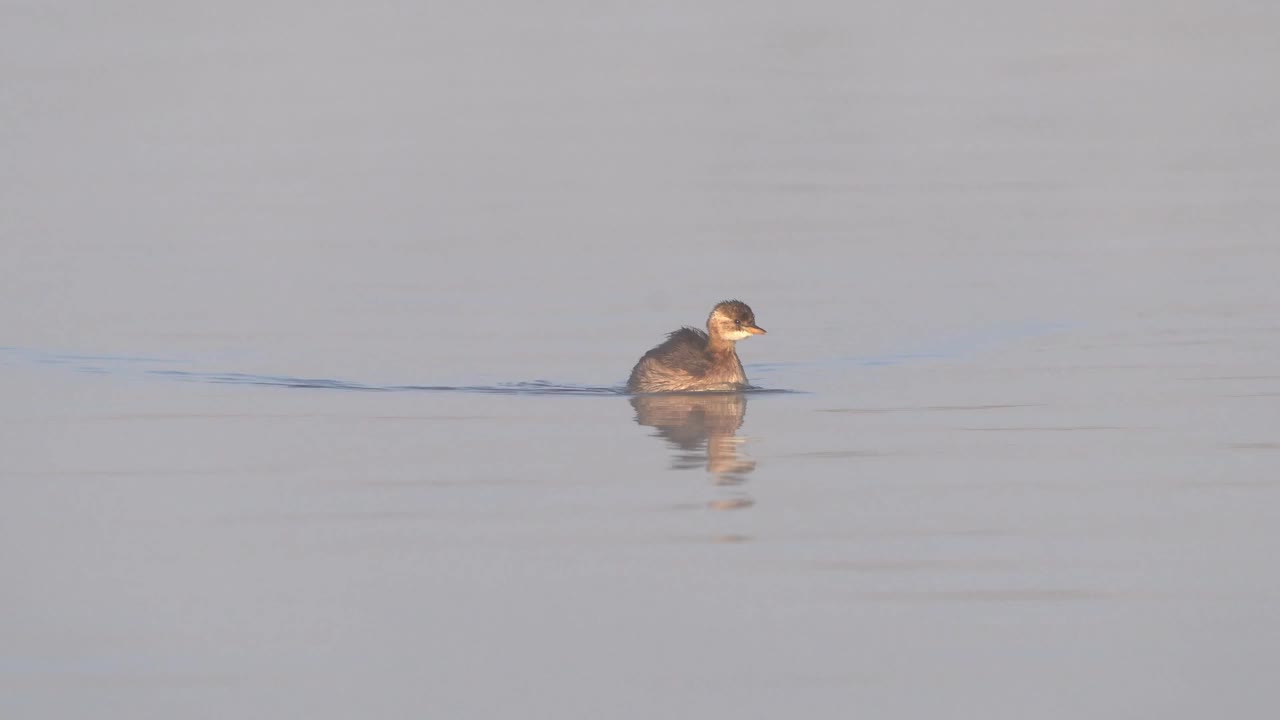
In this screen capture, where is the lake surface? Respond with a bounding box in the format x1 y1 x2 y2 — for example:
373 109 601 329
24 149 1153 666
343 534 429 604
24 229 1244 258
3 1 1279 718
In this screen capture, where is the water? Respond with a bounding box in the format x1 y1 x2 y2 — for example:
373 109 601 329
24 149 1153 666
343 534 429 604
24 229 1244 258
4 1 1280 718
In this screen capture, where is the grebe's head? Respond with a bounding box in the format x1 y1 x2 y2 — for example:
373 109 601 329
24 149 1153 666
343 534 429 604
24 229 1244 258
707 300 766 342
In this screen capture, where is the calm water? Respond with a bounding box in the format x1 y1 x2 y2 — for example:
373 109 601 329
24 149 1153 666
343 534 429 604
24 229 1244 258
4 2 1280 718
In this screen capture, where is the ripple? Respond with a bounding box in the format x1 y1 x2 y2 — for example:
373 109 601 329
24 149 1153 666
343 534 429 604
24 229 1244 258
3 346 799 396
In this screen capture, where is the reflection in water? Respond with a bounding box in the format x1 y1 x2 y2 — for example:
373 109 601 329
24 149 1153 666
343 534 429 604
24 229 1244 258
630 393 757 510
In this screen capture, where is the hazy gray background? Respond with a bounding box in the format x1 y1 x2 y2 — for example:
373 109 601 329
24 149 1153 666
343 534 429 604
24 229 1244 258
3 1 1278 718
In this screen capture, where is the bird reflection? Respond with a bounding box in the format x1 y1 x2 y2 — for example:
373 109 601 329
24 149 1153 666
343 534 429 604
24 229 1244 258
630 392 757 496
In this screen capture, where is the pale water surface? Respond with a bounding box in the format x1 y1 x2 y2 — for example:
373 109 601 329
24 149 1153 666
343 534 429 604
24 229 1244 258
3 1 1280 718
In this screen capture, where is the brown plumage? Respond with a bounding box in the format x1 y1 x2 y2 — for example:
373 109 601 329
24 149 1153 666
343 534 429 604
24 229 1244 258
626 300 767 393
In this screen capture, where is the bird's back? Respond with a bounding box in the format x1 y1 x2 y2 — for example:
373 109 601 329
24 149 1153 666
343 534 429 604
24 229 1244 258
645 327 712 372
627 327 712 392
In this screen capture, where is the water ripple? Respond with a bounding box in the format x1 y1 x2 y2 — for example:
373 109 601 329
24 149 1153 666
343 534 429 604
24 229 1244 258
2 347 798 396
3 322 1065 395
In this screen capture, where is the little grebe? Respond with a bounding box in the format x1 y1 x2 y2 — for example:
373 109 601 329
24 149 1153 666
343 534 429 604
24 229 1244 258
627 300 766 393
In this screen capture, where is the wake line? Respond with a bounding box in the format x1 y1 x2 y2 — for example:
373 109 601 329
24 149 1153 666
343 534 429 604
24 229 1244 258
0 349 623 396
148 370 623 395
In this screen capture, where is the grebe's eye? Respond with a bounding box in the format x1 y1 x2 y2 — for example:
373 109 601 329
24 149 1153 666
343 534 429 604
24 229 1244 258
734 319 742 326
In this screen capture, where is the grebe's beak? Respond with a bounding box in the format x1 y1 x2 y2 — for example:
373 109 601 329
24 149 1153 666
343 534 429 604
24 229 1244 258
745 325 766 335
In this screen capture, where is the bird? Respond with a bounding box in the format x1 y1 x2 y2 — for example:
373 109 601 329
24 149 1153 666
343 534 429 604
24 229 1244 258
626 300 766 393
